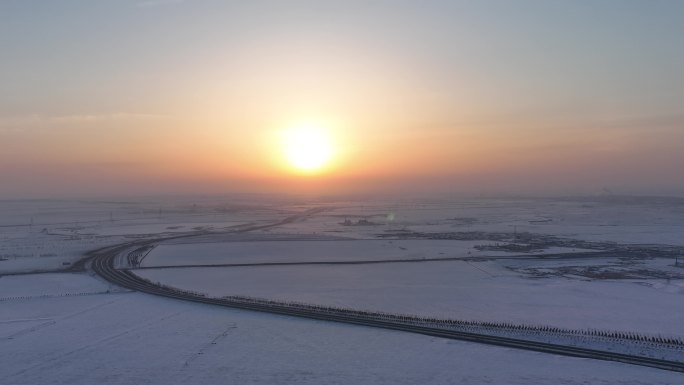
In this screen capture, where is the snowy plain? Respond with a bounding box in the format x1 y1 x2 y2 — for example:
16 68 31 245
0 197 289 274
2 195 684 384
136 260 684 337
140 239 591 267
1 272 682 385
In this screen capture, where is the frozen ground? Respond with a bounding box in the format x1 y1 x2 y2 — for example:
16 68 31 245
140 239 594 268
4 195 683 274
2 195 684 383
0 197 293 274
1 272 681 385
275 197 684 245
0 272 118 299
136 260 684 338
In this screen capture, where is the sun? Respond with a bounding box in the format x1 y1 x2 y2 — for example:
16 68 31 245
282 124 333 173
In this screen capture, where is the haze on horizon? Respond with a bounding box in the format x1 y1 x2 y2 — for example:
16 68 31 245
1 1 683 198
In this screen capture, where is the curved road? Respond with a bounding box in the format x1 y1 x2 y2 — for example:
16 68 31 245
85 216 684 373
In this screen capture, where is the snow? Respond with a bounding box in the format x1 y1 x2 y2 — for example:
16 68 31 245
0 272 113 299
142 239 487 267
274 197 684 245
0 197 291 274
141 238 598 268
1 272 682 385
2 195 684 383
136 260 684 338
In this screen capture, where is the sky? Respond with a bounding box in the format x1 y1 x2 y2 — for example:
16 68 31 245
1 0 683 198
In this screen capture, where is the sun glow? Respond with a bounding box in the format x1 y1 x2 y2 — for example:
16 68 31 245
282 124 334 173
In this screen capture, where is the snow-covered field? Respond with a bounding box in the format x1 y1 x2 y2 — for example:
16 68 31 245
2 195 684 384
1 272 681 385
135 260 684 337
273 197 684 245
0 197 292 274
141 239 593 267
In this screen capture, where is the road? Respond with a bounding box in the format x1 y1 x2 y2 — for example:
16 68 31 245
85 212 684 373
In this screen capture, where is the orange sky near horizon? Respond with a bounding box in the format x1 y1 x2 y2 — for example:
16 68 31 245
3 107 682 197
1 1 684 198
